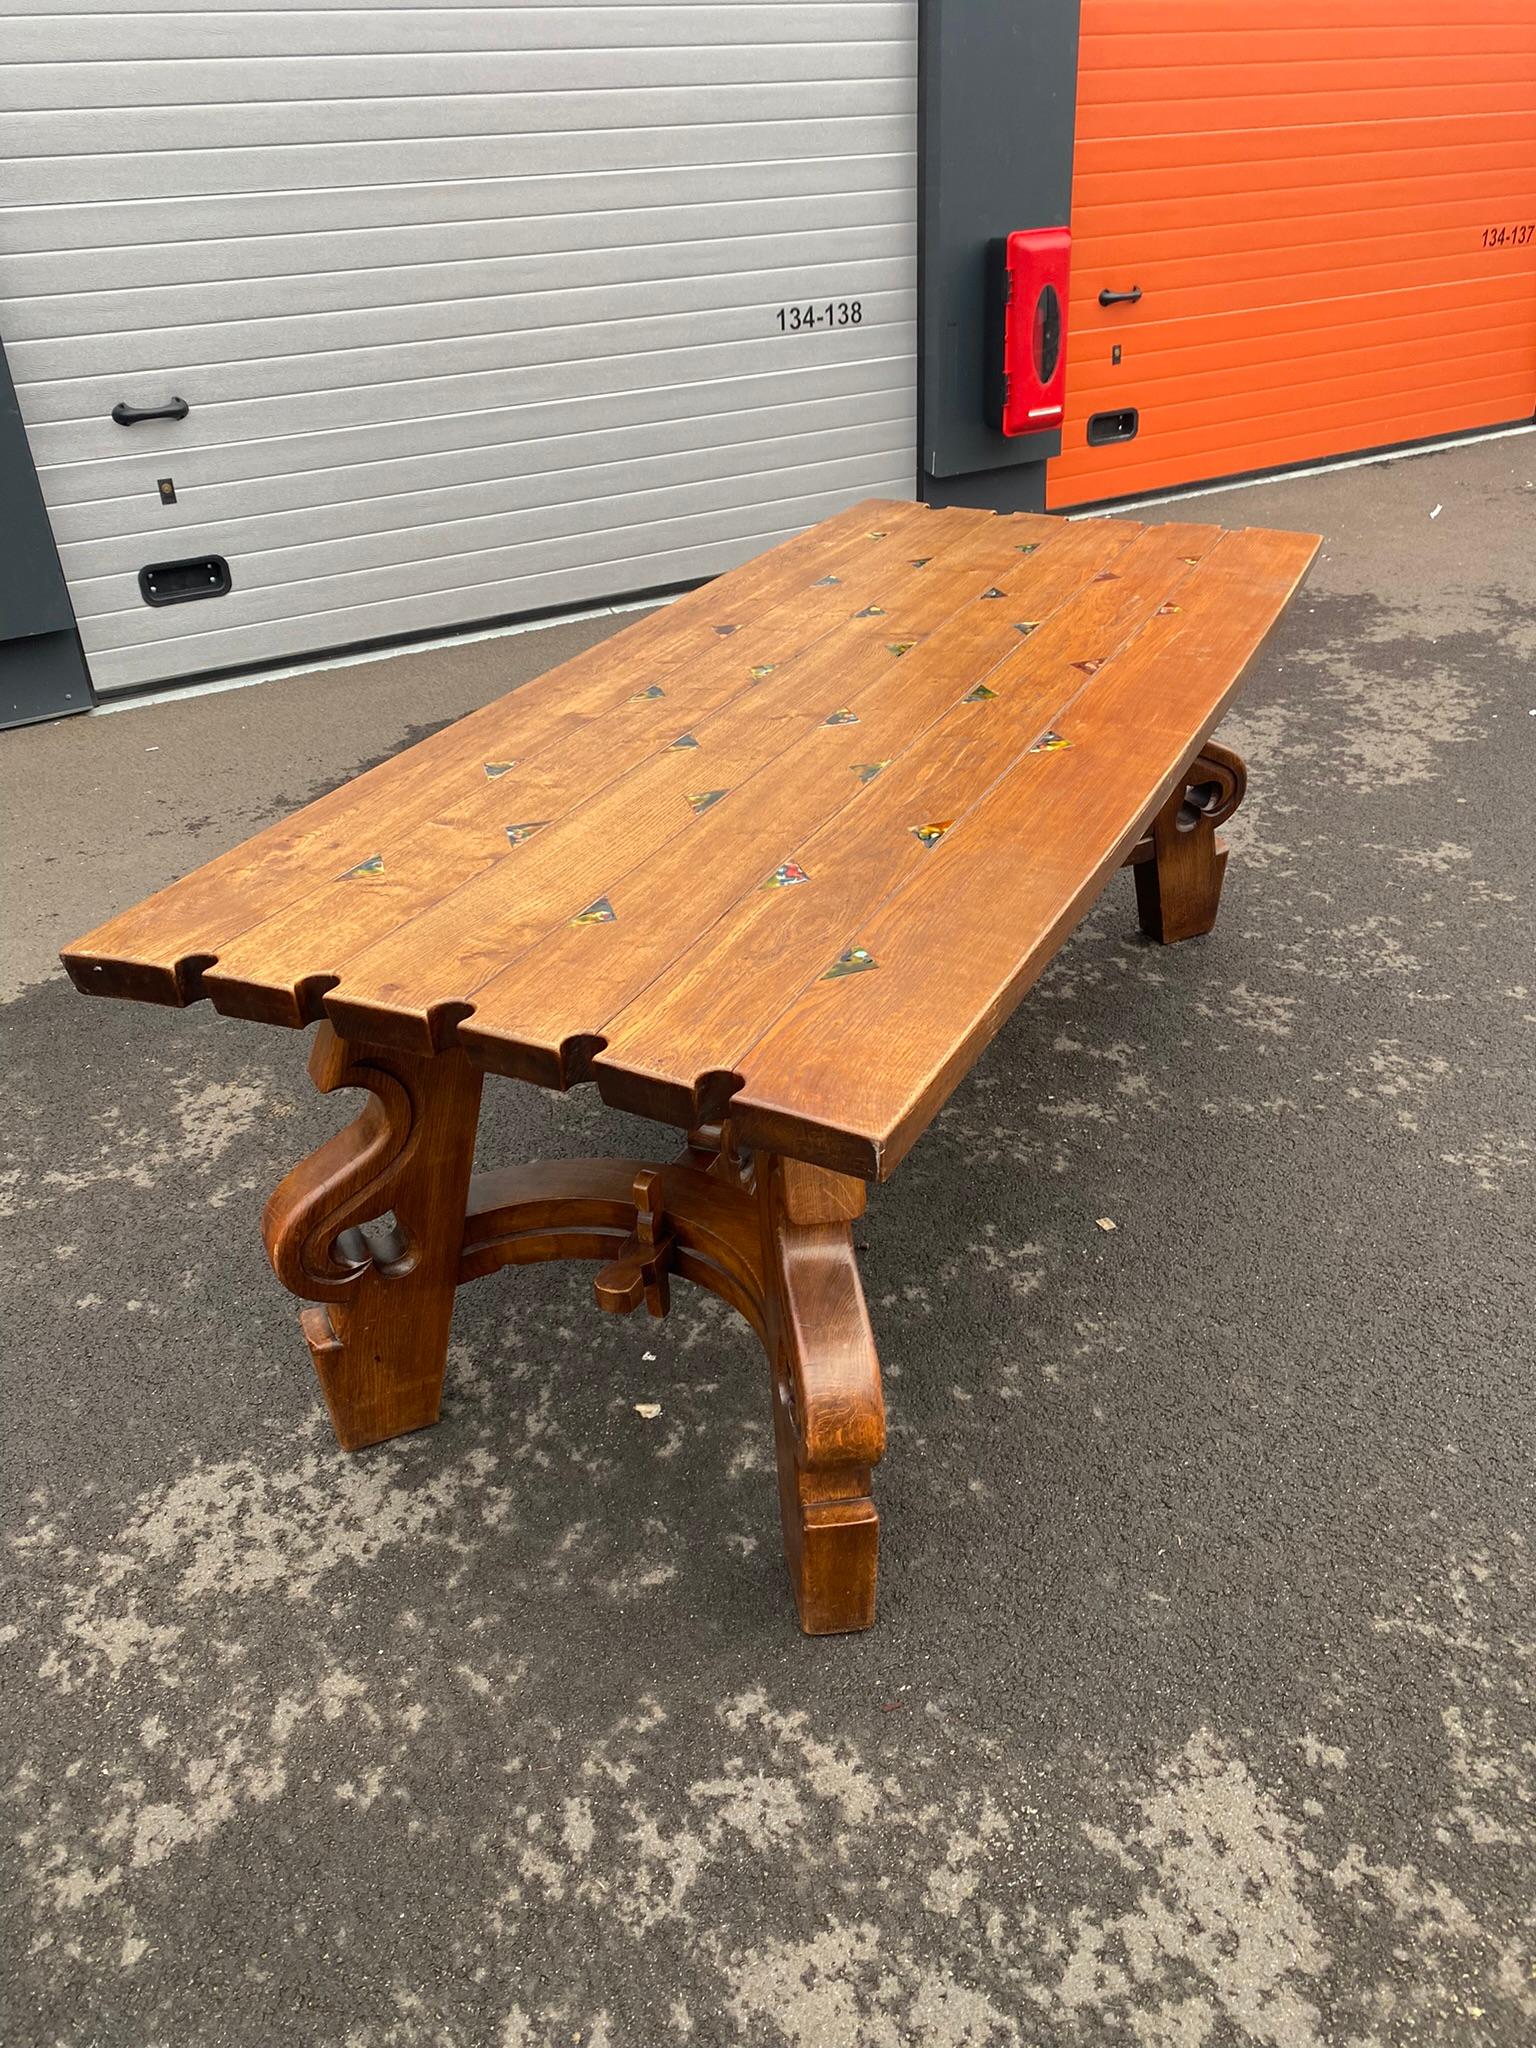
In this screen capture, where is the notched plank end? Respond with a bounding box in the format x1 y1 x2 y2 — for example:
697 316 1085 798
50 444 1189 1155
60 948 216 1008
322 989 473 1058
458 1025 609 1094
593 1059 745 1135
205 969 338 1031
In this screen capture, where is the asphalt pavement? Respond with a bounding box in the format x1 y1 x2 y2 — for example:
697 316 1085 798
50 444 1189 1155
4 434 1533 2047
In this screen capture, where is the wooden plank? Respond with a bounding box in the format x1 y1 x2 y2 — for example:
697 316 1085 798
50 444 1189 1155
302 512 1095 1048
586 520 1223 1128
196 506 1025 1030
456 517 1146 1084
61 497 925 1005
709 527 1322 1178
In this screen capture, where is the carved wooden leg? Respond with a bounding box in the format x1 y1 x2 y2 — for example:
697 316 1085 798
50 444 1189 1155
1133 740 1248 944
262 1022 483 1451
759 1156 885 1634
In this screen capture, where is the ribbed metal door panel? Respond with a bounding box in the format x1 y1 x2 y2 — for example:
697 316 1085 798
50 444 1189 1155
1050 1 1536 509
2 1 918 692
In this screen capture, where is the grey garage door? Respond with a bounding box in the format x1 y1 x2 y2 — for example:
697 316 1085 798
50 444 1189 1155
2 1 918 695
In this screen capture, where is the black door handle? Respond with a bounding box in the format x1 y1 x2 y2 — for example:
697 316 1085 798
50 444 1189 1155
111 397 190 427
1098 287 1143 308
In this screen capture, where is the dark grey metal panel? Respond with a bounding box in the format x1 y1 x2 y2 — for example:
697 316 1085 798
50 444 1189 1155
918 0 1080 498
922 458 1049 516
0 334 93 726
1 341 76 640
1 629 95 729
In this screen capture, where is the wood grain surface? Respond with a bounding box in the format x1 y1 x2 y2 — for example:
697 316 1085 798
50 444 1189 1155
65 500 1319 1178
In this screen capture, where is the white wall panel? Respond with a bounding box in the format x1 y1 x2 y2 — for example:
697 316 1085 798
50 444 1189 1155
49 370 915 542
11 79 906 155
3 206 913 339
61 415 914 588
0 152 911 269
8 117 914 207
76 488 915 692
16 288 916 446
9 7 908 62
26 316 917 471
3 2 918 691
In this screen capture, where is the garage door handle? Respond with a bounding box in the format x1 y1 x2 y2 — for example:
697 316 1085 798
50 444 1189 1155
1098 287 1142 308
111 397 190 427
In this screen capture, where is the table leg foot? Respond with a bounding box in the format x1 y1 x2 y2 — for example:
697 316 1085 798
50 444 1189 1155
262 1023 483 1451
1133 740 1247 944
760 1157 885 1635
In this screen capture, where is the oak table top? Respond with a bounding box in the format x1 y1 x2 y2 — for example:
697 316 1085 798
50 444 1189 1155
66 499 1318 1181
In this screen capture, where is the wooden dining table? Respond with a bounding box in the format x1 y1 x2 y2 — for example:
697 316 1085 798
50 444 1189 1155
64 499 1318 1633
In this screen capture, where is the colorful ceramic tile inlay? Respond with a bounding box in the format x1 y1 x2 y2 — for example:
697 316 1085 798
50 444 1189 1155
910 820 953 849
338 854 384 880
1014 621 1039 637
823 945 877 980
812 575 841 587
1156 602 1183 616
866 530 887 540
1016 542 1040 554
687 788 728 816
749 664 777 679
1072 658 1104 677
963 683 997 703
823 708 860 726
764 861 810 890
853 605 886 619
885 641 915 658
571 896 616 926
669 732 701 750
482 760 519 780
980 586 1006 599
713 624 739 637
909 556 931 567
1092 570 1120 583
504 821 550 845
630 683 666 701
1029 729 1071 753
851 761 890 784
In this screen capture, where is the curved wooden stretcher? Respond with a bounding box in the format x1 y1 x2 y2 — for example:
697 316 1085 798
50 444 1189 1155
64 500 1317 1632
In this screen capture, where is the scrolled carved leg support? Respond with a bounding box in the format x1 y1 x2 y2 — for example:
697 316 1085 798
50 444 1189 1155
1129 740 1248 945
262 1023 483 1450
266 1047 886 1632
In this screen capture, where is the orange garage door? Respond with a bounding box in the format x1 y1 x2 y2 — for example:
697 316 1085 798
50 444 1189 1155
1049 0 1536 509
